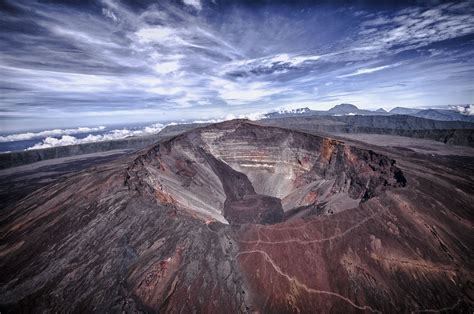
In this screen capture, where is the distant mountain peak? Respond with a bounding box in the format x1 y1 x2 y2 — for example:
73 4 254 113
389 107 422 115
328 103 359 114
262 104 473 122
334 103 358 109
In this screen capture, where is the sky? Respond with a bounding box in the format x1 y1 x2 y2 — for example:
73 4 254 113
0 0 473 132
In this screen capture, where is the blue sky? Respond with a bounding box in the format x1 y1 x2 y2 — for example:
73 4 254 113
0 0 473 131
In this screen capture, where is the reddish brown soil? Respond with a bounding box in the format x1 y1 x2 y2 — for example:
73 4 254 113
0 120 472 313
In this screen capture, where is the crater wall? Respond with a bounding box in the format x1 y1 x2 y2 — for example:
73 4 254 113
127 121 406 224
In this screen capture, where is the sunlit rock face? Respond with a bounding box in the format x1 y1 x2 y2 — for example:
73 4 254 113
127 120 406 224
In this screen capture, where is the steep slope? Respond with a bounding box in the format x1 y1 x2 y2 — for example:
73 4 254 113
126 120 405 224
0 120 472 313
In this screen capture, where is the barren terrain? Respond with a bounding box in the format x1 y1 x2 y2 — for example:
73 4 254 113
0 120 473 313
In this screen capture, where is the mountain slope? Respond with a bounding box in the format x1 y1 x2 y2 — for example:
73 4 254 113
414 109 474 122
266 104 474 121
0 121 473 312
389 107 422 115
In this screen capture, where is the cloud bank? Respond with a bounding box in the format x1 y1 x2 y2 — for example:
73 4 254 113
26 123 165 150
0 126 106 142
450 104 473 116
24 109 268 150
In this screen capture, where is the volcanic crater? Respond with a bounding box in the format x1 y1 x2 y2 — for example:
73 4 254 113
2 120 472 313
126 120 406 225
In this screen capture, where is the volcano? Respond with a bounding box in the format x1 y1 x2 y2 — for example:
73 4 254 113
127 120 405 225
0 120 472 313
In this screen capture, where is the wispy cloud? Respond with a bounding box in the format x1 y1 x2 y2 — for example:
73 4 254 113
0 0 473 131
183 0 202 11
211 77 287 105
338 65 395 78
354 3 474 56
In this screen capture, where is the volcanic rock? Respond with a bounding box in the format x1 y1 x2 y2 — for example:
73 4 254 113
0 120 472 313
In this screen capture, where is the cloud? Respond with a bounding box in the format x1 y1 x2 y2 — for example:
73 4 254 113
183 0 202 11
186 111 267 124
211 78 287 104
135 26 177 43
221 53 323 77
26 123 164 150
0 0 473 132
227 111 268 121
338 65 394 78
153 61 180 74
450 104 473 116
268 54 321 67
0 126 106 142
24 112 271 150
102 8 118 22
355 3 474 56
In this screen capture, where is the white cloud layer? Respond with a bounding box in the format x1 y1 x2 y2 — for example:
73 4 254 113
0 126 106 142
450 104 473 116
24 110 271 150
26 123 164 150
